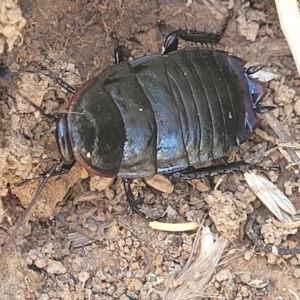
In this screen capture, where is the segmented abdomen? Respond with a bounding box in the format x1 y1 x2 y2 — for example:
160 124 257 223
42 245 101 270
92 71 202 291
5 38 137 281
69 48 254 178
100 48 247 177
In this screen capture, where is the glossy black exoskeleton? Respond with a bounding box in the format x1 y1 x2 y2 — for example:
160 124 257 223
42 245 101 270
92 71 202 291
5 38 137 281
17 10 273 220
0 10 278 259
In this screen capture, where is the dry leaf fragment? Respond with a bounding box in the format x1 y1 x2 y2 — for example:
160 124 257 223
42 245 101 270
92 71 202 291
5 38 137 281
163 226 228 300
90 176 115 192
244 171 298 223
144 174 174 193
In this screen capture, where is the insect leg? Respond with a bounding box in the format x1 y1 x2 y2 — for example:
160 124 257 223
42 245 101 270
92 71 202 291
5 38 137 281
255 105 276 113
39 68 76 94
113 45 129 65
123 179 154 221
0 162 65 258
172 161 279 180
163 9 234 54
110 33 131 65
172 161 252 180
38 161 75 177
14 160 75 187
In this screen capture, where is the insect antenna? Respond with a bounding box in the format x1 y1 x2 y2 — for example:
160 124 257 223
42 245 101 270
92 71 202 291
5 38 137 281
0 64 76 259
0 67 56 121
0 162 63 259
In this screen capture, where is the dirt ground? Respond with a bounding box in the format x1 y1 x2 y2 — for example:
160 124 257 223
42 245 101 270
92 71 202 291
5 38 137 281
1 0 300 299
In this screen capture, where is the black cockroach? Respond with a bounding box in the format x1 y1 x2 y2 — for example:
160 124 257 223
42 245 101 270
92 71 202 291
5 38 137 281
1 10 275 254
52 10 272 214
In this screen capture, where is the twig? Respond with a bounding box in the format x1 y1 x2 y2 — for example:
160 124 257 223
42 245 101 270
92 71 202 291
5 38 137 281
274 0 300 76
